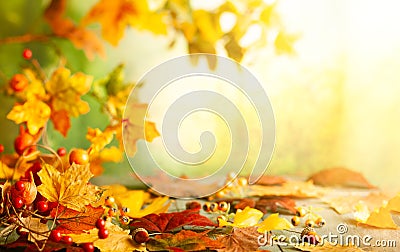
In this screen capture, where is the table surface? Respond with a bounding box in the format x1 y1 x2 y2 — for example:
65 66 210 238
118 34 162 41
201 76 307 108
169 187 400 252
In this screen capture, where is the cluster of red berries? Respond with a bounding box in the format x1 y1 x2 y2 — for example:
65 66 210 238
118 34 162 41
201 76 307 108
291 206 326 228
95 217 109 239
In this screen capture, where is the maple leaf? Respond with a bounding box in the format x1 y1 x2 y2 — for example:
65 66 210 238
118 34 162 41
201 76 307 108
86 127 115 153
294 242 367 251
123 103 160 157
355 203 398 229
216 227 262 252
387 193 400 212
44 0 105 59
308 167 375 189
45 67 93 118
89 146 123 175
83 0 167 46
257 213 292 233
249 180 325 198
130 209 217 233
69 222 146 252
323 192 390 214
7 98 51 135
147 230 223 252
219 207 263 228
37 163 99 211
50 205 104 234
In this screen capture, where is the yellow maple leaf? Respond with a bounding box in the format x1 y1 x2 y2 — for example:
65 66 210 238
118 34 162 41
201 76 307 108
219 207 263 228
7 98 51 135
102 185 170 218
45 67 93 117
387 193 400 213
257 213 292 233
83 0 167 46
123 103 160 157
69 222 146 252
37 163 99 211
86 127 115 154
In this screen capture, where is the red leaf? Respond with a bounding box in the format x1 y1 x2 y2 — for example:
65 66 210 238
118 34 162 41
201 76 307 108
130 209 217 233
255 196 297 214
50 205 104 234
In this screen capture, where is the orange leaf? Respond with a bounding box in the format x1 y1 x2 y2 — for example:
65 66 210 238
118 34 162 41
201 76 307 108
216 227 262 252
83 0 167 46
308 167 375 189
50 205 104 234
44 0 105 59
50 109 71 137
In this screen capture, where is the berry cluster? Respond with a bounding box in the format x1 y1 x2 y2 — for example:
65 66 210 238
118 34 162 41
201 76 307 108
291 206 326 228
214 173 249 199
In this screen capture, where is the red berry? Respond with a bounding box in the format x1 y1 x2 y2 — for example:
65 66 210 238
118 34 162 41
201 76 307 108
9 74 29 92
22 48 32 60
15 181 25 191
57 147 67 157
61 235 73 245
13 196 24 209
98 228 109 239
50 229 62 242
69 149 89 165
95 218 106 229
0 144 4 153
81 242 95 252
37 201 49 212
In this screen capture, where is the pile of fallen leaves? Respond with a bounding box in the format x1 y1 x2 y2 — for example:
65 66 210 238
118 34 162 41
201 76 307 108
1 146 398 252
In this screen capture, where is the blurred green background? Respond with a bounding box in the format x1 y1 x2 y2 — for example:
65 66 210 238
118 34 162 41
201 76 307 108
1 0 400 191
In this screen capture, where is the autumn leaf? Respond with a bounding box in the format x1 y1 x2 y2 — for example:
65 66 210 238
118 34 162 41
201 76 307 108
216 227 262 252
255 196 297 214
294 242 367 251
37 163 99 211
45 67 93 118
218 207 263 228
50 109 71 137
69 222 146 252
274 30 298 55
50 205 104 234
83 0 167 46
323 192 390 214
19 216 49 241
387 193 400 212
130 209 217 233
86 127 115 153
44 0 105 59
7 99 51 135
234 198 256 210
123 103 160 157
308 167 375 189
147 230 223 252
355 203 398 229
89 146 123 175
249 180 325 198
257 213 292 233
255 175 287 186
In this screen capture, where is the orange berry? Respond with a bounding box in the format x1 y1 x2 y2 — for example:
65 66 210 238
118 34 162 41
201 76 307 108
69 149 89 165
9 74 28 92
291 216 300 226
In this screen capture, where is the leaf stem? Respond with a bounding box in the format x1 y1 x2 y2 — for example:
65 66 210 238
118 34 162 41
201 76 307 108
0 34 55 45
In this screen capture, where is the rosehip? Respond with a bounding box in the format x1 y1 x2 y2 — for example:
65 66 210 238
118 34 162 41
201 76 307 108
15 181 25 191
9 74 28 92
69 149 89 165
0 144 4 153
61 235 73 245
